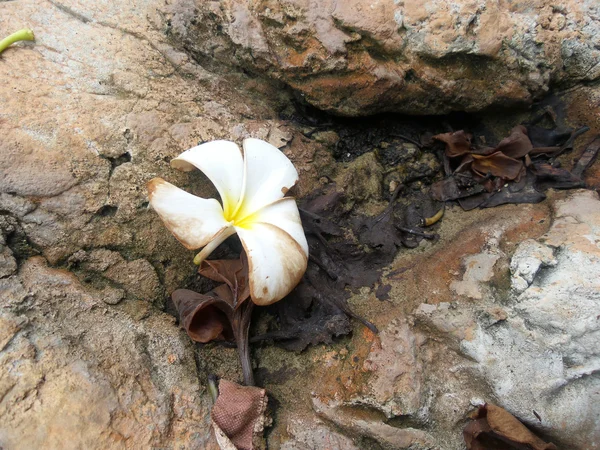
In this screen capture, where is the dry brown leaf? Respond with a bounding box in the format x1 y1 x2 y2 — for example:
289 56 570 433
200 254 250 307
433 130 473 157
495 125 533 159
464 403 557 450
172 256 253 344
172 289 232 343
471 152 524 180
212 379 268 450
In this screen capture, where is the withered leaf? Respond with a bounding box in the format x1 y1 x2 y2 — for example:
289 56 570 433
455 154 475 173
200 255 250 307
529 146 562 157
532 162 584 190
432 120 595 212
251 185 383 352
212 379 268 450
172 289 232 343
528 125 572 148
431 176 486 202
481 186 546 208
471 152 524 180
464 403 557 450
458 192 492 211
495 125 533 159
433 130 473 157
355 210 402 256
375 283 392 301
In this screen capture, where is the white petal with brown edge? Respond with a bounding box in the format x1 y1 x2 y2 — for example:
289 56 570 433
235 138 299 219
170 140 244 218
147 178 229 250
241 197 308 258
235 223 308 305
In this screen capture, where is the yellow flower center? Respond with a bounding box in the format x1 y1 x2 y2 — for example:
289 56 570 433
223 196 256 229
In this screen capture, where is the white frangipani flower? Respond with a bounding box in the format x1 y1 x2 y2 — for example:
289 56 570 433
147 138 309 305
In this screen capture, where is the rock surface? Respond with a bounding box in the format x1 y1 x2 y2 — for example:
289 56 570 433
1 0 600 449
304 191 600 449
173 0 600 115
0 0 324 448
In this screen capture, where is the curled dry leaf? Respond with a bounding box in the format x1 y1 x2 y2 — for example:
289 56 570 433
200 253 250 308
431 120 597 210
172 256 256 385
464 403 557 450
495 125 533 159
471 152 524 180
212 379 268 450
433 130 473 157
172 289 232 343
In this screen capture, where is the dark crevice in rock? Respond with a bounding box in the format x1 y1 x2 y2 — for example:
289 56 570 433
48 0 91 24
95 205 118 217
100 152 132 177
282 99 499 163
1 213 42 264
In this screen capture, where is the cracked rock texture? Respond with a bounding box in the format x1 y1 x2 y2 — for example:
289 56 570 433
305 191 600 449
460 190 600 448
2 0 600 449
0 0 327 448
173 0 600 115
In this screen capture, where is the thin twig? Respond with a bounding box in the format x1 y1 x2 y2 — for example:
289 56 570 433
315 293 379 334
395 225 438 240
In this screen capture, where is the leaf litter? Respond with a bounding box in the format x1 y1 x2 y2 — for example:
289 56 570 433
168 102 599 448
431 113 598 210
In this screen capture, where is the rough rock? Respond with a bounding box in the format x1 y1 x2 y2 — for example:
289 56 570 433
0 258 212 449
2 0 600 448
279 418 360 450
509 239 557 293
0 0 328 447
313 396 437 450
172 0 600 115
461 190 600 448
296 191 599 449
428 190 599 449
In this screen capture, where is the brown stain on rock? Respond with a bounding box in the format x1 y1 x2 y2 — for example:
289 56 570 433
387 202 551 308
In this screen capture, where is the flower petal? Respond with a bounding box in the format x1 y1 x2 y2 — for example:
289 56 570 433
170 140 244 218
147 178 229 250
235 138 299 219
235 222 308 305
238 198 308 257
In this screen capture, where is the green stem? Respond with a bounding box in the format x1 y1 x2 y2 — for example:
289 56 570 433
0 29 35 54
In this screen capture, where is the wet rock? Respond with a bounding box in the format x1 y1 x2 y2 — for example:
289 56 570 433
176 0 600 115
